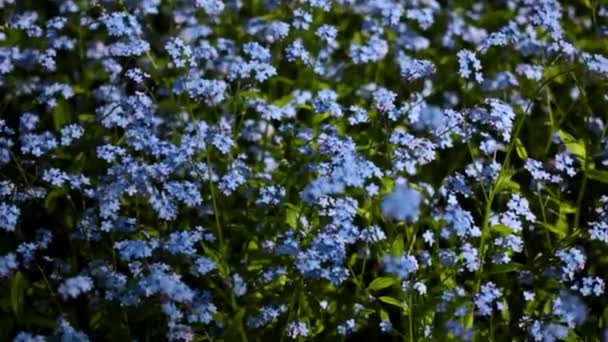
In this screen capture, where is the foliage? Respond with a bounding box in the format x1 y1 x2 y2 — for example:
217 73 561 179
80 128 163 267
1 0 608 341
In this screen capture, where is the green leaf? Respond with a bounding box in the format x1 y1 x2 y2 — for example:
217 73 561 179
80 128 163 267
494 170 515 194
78 114 96 123
53 100 73 131
505 179 521 192
380 309 389 321
378 296 408 310
586 169 608 184
542 221 567 238
565 331 584 342
559 202 577 214
391 234 404 255
202 245 228 277
313 321 325 334
89 310 104 330
72 85 86 94
247 240 259 251
45 188 67 212
273 94 294 107
558 130 586 162
312 112 331 125
272 76 295 86
285 203 299 228
368 277 396 291
491 224 513 236
489 262 523 274
239 90 265 99
11 272 26 320
22 314 56 329
347 252 358 267
581 0 593 9
515 138 528 160
295 104 312 111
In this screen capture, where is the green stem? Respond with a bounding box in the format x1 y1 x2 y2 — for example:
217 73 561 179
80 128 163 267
537 191 553 250
203 149 249 341
467 68 575 330
146 51 159 70
574 164 588 230
408 295 414 342
36 263 62 312
570 73 592 231
230 293 249 342
205 149 225 254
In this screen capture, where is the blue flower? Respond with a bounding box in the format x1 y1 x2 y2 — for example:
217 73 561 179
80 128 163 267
20 132 57 156
243 42 271 62
0 253 18 278
59 124 84 146
101 12 142 37
460 243 479 272
0 202 20 232
55 319 90 342
349 35 389 64
575 276 605 297
312 89 341 116
474 282 503 316
114 239 157 261
529 320 568 342
13 332 46 342
108 38 150 57
379 320 392 333
165 37 196 68
293 9 312 30
457 49 483 83
247 304 287 328
382 181 422 222
11 12 42 37
191 257 216 276
398 55 435 81
337 319 356 336
373 88 397 113
164 230 202 256
285 39 311 64
19 112 39 131
556 247 586 281
58 275 94 299
553 291 587 328
187 291 217 324
232 273 247 297
316 25 338 48
179 77 227 106
138 264 194 303
195 0 225 15
287 321 309 338
382 253 418 279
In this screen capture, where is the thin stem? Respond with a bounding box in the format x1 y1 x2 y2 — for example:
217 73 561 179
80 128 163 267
203 149 248 341
230 292 249 342
537 190 553 250
358 243 369 285
467 67 576 330
146 51 159 70
408 295 414 342
205 149 225 252
36 263 62 312
570 72 592 231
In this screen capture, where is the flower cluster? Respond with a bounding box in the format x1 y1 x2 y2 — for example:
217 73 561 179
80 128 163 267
1 0 608 341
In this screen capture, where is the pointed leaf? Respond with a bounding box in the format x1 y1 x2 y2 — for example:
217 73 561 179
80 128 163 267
515 138 528 160
379 296 408 310
11 271 26 320
368 277 396 291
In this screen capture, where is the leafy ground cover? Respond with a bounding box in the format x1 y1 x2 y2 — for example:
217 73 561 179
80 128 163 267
1 0 608 341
